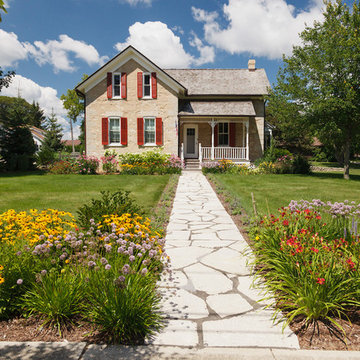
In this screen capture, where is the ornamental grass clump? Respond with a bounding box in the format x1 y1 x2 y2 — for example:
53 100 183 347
251 200 360 333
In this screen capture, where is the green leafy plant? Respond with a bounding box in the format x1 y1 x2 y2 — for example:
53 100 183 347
22 270 85 334
77 189 144 230
85 269 163 344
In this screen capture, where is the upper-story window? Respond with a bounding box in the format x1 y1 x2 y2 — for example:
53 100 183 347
143 73 152 98
113 73 121 98
218 122 229 146
137 72 157 99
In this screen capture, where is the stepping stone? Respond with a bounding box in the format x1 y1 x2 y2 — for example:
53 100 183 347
237 276 273 306
217 229 245 241
165 230 191 241
160 288 209 319
191 233 219 241
202 312 299 348
166 247 212 270
206 294 253 318
184 263 233 295
229 240 249 253
158 270 188 288
201 247 250 275
149 319 198 346
191 240 233 248
166 240 191 247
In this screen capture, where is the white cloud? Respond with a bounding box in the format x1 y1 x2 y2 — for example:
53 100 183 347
189 33 215 66
192 0 325 59
0 30 108 73
29 34 108 73
0 29 31 67
122 0 152 5
0 74 80 139
114 21 214 68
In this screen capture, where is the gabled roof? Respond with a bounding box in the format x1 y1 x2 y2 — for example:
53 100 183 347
178 100 256 116
75 46 186 95
30 126 46 141
165 69 270 96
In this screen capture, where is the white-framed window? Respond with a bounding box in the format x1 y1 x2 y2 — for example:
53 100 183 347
143 73 152 98
144 117 155 145
113 73 121 98
109 117 121 145
218 122 229 146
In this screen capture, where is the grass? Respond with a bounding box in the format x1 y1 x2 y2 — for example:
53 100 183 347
0 171 171 216
210 168 360 216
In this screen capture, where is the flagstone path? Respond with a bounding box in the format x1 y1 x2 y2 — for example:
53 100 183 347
150 171 299 349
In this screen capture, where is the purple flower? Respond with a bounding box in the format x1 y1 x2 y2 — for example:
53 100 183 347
105 264 111 270
17 279 23 285
129 255 135 262
88 261 96 268
118 275 125 282
141 268 148 276
41 270 47 276
122 264 130 274
100 257 108 265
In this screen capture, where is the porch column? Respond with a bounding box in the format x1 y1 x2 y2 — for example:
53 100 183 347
245 120 249 160
208 118 217 160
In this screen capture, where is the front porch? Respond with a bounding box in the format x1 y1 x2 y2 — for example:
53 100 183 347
179 118 250 165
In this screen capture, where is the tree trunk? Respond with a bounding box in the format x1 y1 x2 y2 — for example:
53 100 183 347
343 138 350 180
70 118 75 154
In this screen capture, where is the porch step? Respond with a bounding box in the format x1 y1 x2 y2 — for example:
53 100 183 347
184 159 201 170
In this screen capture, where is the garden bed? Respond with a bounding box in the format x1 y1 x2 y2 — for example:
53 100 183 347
207 174 360 350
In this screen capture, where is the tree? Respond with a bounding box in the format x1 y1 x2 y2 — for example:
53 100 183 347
0 0 15 92
36 110 64 165
0 98 36 171
0 0 6 21
60 74 87 153
0 96 45 128
268 0 360 179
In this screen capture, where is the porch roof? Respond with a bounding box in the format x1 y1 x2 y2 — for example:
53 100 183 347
178 100 256 117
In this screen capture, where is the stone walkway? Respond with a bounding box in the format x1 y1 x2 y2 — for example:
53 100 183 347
150 171 299 349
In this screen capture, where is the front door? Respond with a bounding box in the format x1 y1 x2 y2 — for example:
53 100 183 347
184 124 198 158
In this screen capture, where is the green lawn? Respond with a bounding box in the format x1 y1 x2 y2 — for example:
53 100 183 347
211 168 360 216
0 172 171 216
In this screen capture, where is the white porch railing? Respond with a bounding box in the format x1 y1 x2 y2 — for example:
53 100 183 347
201 147 247 160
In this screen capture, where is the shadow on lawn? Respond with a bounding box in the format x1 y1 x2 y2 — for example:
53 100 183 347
0 170 47 178
311 171 360 181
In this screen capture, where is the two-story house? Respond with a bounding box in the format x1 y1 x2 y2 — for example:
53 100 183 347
75 46 270 167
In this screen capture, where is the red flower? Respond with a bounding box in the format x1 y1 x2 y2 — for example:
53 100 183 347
311 247 319 253
316 215 322 220
316 277 325 285
347 258 355 269
283 220 289 226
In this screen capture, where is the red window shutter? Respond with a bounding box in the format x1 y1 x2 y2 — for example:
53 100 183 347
107 73 112 99
229 122 236 147
121 73 127 99
137 72 143 98
214 124 218 147
156 117 162 145
121 117 127 145
102 117 109 145
137 117 144 145
151 72 157 99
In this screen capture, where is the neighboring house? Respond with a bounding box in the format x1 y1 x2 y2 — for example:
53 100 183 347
62 139 81 147
30 126 46 152
75 46 270 166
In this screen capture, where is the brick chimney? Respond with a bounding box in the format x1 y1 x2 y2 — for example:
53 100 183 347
248 59 256 71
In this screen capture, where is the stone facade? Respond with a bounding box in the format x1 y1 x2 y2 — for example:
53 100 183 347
85 59 179 159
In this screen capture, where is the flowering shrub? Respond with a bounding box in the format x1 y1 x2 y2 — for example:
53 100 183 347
49 155 100 175
101 150 118 174
0 209 76 245
119 150 183 175
73 154 99 174
0 209 168 342
49 160 76 174
251 200 360 331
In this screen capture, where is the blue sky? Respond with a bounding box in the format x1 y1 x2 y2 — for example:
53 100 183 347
0 0 352 138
